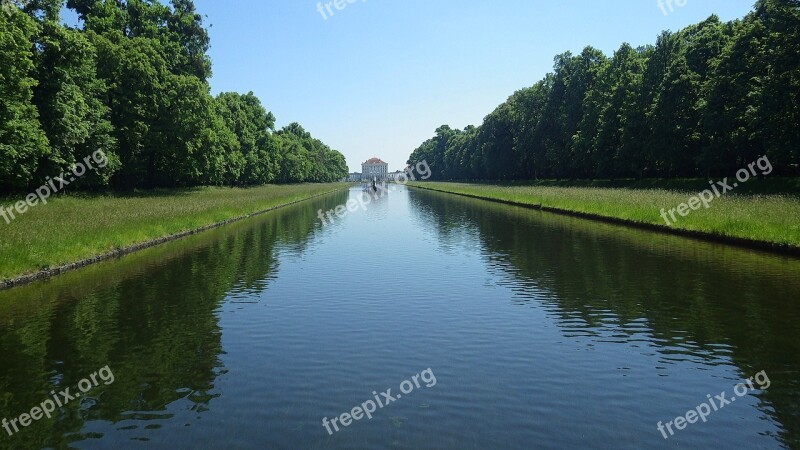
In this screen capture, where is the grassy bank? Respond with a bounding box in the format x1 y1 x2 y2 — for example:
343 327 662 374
483 177 800 195
408 181 800 251
0 183 348 283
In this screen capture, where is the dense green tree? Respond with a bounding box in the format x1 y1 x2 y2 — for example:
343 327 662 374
148 73 238 186
29 13 121 187
215 92 278 185
275 123 347 183
408 125 455 180
648 30 700 178
479 103 517 180
276 134 311 183
514 78 552 179
590 44 647 178
725 0 800 174
0 7 49 192
90 32 169 187
408 0 799 181
322 146 348 182
0 0 344 192
167 0 211 80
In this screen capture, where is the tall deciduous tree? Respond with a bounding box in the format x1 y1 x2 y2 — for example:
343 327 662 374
408 1 799 181
28 9 121 187
0 7 49 192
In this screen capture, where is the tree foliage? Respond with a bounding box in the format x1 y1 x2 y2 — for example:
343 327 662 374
0 0 347 193
0 7 49 191
408 0 800 180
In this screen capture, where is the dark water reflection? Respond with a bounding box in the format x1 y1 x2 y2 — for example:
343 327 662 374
409 188 800 448
0 186 798 449
0 192 347 448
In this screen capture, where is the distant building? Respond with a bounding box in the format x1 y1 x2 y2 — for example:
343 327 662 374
362 157 388 181
387 170 406 182
346 172 362 182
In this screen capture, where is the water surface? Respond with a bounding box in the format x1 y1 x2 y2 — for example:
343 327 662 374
1 186 799 449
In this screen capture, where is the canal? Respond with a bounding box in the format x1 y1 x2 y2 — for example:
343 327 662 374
1 186 798 449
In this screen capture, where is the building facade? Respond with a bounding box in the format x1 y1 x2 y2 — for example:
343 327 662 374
387 170 406 182
362 158 389 181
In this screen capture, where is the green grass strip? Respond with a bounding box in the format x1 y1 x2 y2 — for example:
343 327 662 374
409 181 800 251
0 183 348 282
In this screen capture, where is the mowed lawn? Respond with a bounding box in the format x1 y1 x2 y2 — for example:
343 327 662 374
410 181 800 249
0 183 346 281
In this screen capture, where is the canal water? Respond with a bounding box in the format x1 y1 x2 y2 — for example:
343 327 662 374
0 186 798 449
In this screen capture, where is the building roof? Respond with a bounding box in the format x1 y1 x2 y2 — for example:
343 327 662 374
363 157 387 165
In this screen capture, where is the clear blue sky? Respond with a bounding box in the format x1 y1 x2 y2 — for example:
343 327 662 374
195 0 756 173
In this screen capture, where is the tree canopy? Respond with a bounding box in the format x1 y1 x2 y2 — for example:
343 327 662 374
408 0 800 181
0 0 347 193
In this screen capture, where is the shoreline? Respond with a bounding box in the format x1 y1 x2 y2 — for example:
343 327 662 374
408 183 800 258
0 186 349 291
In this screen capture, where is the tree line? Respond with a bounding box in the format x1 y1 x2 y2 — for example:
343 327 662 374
0 0 348 193
408 0 799 181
